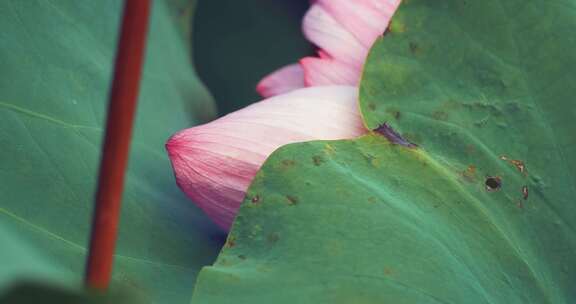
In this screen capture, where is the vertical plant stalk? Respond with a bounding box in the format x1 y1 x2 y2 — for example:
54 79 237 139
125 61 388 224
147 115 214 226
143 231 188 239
85 0 151 290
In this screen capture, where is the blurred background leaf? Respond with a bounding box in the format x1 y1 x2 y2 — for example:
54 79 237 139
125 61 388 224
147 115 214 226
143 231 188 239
0 0 314 302
0 0 224 303
194 0 313 115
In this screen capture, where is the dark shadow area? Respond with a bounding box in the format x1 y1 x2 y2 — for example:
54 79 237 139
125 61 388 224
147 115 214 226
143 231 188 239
193 0 314 115
0 281 144 304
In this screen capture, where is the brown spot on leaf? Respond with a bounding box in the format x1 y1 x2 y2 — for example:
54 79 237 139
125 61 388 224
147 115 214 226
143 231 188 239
286 195 298 205
251 195 261 204
474 117 489 127
368 103 376 111
224 236 236 248
522 185 529 200
386 108 401 119
312 155 325 166
409 42 420 54
238 255 247 260
511 160 526 174
281 159 295 167
383 267 394 276
500 155 527 175
461 165 477 182
367 197 377 204
432 110 449 121
267 233 280 244
364 153 380 167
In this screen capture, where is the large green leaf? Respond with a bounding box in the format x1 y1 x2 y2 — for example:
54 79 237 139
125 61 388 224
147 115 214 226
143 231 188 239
0 222 63 294
0 1 223 303
191 0 576 303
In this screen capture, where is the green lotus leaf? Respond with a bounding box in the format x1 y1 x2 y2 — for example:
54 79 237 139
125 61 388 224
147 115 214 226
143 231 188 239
0 1 221 303
191 0 576 303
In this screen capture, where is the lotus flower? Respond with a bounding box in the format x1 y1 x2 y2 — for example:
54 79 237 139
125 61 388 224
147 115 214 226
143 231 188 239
167 86 364 229
257 0 400 97
167 0 399 230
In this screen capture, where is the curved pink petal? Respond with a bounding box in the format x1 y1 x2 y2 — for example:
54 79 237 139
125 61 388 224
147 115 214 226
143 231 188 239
166 86 365 230
256 64 305 98
256 0 399 97
301 57 360 86
316 0 400 48
302 3 366 68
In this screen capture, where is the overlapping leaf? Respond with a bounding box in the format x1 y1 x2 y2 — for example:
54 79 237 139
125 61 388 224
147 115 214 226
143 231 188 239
191 0 576 303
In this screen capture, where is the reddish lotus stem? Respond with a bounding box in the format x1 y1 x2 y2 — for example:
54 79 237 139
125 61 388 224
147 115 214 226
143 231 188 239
85 0 151 290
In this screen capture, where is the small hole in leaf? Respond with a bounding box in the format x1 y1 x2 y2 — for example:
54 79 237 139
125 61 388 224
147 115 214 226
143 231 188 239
485 176 501 191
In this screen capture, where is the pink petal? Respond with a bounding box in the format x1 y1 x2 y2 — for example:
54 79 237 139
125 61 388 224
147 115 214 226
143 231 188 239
166 86 366 230
255 0 400 93
256 64 305 98
301 57 360 86
316 0 400 49
302 4 366 68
